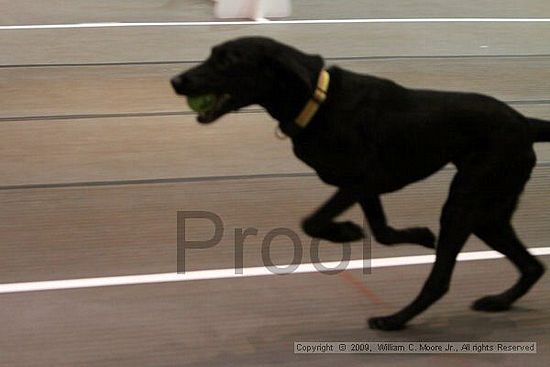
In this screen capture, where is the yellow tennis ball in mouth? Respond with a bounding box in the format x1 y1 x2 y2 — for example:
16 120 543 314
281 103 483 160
187 94 217 113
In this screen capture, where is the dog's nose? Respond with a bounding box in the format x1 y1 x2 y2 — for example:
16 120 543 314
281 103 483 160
171 76 184 93
171 73 199 94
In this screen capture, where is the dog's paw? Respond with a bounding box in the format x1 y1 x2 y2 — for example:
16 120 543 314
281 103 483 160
367 316 406 331
401 227 437 249
471 295 512 312
303 220 364 243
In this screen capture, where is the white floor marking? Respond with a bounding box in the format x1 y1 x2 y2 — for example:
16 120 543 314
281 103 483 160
0 247 549 294
1 18 550 31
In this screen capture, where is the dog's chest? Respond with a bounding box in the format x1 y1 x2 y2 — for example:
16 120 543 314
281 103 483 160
292 134 367 186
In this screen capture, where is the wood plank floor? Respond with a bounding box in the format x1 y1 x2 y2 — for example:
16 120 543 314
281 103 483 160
1 167 549 283
1 1 549 366
2 57 550 118
1 259 549 367
2 23 550 66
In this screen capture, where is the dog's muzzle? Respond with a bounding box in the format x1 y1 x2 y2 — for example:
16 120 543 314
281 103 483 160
171 76 187 95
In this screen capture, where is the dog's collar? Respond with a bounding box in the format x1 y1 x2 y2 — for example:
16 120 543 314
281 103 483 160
294 69 330 128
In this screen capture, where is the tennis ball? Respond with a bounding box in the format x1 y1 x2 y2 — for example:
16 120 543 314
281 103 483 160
187 94 217 113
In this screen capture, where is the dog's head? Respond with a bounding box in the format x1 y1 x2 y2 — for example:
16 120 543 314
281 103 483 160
171 37 324 124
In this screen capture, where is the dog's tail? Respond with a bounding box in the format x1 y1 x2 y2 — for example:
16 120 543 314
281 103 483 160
529 117 550 142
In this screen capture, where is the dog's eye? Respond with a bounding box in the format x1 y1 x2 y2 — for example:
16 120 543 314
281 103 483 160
212 49 240 70
217 52 231 67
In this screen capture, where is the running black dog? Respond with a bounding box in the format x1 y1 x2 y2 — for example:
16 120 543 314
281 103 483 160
171 37 549 330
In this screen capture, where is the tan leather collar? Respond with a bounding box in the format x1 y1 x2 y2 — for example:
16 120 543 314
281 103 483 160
294 69 330 128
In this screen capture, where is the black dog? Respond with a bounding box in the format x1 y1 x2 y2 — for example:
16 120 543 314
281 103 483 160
171 37 549 330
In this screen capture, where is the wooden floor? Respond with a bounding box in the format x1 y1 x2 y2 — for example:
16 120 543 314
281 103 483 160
1 1 549 366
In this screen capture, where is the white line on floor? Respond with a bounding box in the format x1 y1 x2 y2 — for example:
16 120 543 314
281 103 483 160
1 247 549 294
1 18 550 30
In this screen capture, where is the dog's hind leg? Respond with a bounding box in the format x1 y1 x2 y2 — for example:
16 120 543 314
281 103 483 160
302 189 364 243
471 149 545 311
360 196 436 249
369 174 476 330
472 222 545 311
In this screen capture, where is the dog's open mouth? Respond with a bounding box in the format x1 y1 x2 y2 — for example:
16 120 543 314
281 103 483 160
194 93 233 124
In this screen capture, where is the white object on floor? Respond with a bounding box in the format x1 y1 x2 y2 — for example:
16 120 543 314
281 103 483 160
214 0 291 21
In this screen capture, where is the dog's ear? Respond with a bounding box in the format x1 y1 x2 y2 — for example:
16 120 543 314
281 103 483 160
270 48 324 95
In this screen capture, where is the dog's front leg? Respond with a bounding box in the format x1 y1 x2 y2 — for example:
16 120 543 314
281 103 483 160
360 196 436 249
302 189 364 243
